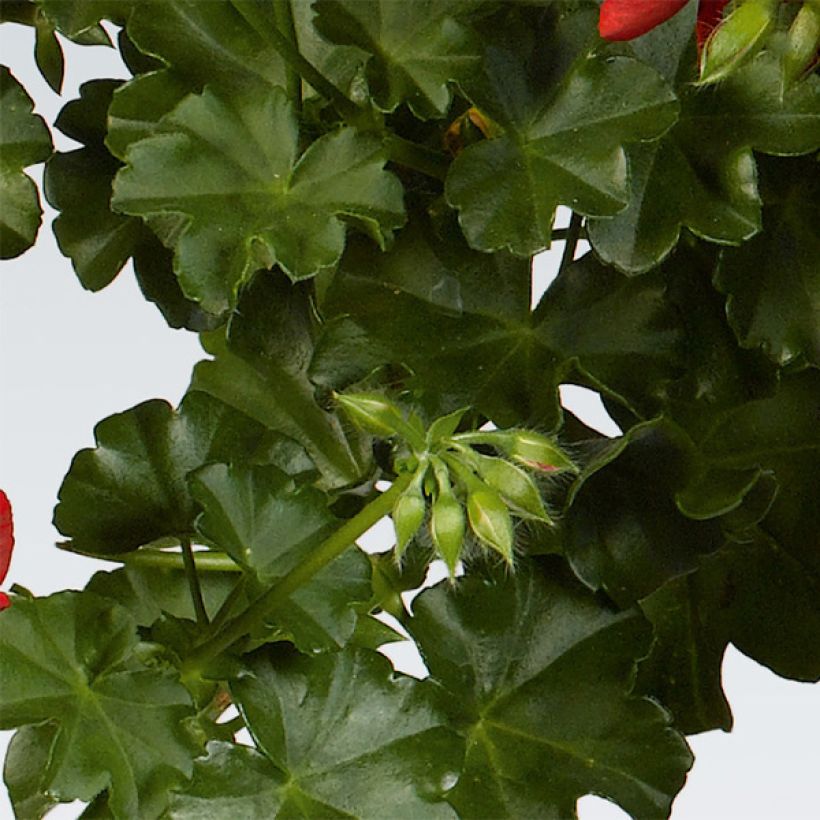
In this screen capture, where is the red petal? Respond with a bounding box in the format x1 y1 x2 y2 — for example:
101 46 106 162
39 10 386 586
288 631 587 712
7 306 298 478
0 591 9 611
0 490 14 585
599 0 690 41
696 0 731 50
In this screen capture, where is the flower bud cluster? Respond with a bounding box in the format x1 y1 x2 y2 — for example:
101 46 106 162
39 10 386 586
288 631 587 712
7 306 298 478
336 392 576 579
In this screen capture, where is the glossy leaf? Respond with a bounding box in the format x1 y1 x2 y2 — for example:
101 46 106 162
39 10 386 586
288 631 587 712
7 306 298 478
409 560 692 818
45 79 143 290
225 647 460 818
190 463 370 652
714 156 820 367
190 272 369 487
589 51 820 273
0 66 52 258
54 392 269 555
446 8 678 256
0 591 196 817
112 85 405 313
3 722 60 819
313 0 481 118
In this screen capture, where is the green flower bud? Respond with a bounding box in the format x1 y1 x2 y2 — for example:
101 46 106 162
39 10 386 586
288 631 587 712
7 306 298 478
392 484 427 562
334 392 424 450
475 454 551 522
781 1 820 91
467 486 514 564
699 0 780 85
506 430 575 473
431 492 466 578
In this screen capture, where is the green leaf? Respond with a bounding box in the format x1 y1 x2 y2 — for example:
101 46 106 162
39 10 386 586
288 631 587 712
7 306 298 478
45 79 143 290
4 722 61 819
589 52 820 273
0 591 196 818
220 647 460 818
0 66 52 258
714 156 820 367
313 0 481 118
409 560 692 818
54 391 269 555
191 271 370 488
638 532 820 734
190 463 370 652
446 13 678 256
112 85 405 313
86 565 241 629
34 11 65 93
36 0 123 38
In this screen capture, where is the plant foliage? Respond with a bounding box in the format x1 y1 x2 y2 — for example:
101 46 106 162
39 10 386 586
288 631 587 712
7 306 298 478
1 0 819 817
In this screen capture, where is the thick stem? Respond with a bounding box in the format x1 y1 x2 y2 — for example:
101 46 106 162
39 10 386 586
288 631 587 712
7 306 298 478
181 537 210 627
384 134 450 181
119 548 240 572
272 0 302 114
184 473 413 671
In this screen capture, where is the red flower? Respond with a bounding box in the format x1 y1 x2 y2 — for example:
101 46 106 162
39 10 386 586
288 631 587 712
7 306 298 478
599 0 730 49
0 490 14 611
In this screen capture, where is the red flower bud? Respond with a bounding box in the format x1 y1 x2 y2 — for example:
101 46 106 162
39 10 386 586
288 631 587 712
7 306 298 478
0 489 15 611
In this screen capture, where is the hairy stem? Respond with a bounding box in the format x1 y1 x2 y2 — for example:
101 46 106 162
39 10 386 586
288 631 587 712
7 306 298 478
184 473 413 671
181 537 210 627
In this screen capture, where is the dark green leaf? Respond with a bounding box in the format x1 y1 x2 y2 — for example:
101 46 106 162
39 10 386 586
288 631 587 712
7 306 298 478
36 0 123 37
45 79 143 290
190 463 370 652
54 392 269 555
313 0 481 118
446 11 678 256
409 560 692 818
34 11 64 93
0 66 52 258
714 156 820 367
4 722 61 819
589 52 820 273
112 85 405 313
0 591 196 818
225 647 460 818
191 272 370 488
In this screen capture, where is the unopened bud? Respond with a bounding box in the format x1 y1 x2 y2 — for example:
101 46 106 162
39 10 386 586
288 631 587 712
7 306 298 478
781 1 820 91
467 487 514 563
392 485 427 562
431 491 466 578
335 392 423 449
475 455 551 522
506 431 575 473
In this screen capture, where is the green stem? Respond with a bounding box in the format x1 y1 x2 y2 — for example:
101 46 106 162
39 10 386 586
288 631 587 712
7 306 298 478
384 134 450 181
206 575 249 638
184 473 413 671
272 0 302 115
181 537 210 627
119 548 241 573
532 212 584 325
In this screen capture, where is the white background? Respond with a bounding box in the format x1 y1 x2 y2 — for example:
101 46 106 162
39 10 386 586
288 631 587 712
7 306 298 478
1 23 818 820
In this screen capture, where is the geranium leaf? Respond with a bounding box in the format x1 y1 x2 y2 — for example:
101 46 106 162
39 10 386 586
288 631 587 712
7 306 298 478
45 79 143 290
0 66 52 258
223 647 460 818
54 392 269 556
3 722 61 819
588 52 820 273
0 591 196 817
445 8 677 256
112 85 405 313
409 559 692 818
190 271 370 488
190 463 370 653
714 156 820 367
313 0 481 118
35 0 123 39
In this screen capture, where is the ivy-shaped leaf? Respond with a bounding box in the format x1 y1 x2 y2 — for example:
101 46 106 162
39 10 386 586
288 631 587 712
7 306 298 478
0 591 196 818
190 463 371 653
190 271 370 488
54 391 269 556
408 560 692 818
112 85 405 313
588 52 820 274
313 0 481 118
0 67 52 258
3 722 61 819
209 647 461 818
44 79 143 290
445 7 678 256
714 156 820 367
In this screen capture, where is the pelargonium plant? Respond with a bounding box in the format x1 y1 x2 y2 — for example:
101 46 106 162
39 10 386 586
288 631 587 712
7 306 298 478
1 0 818 817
